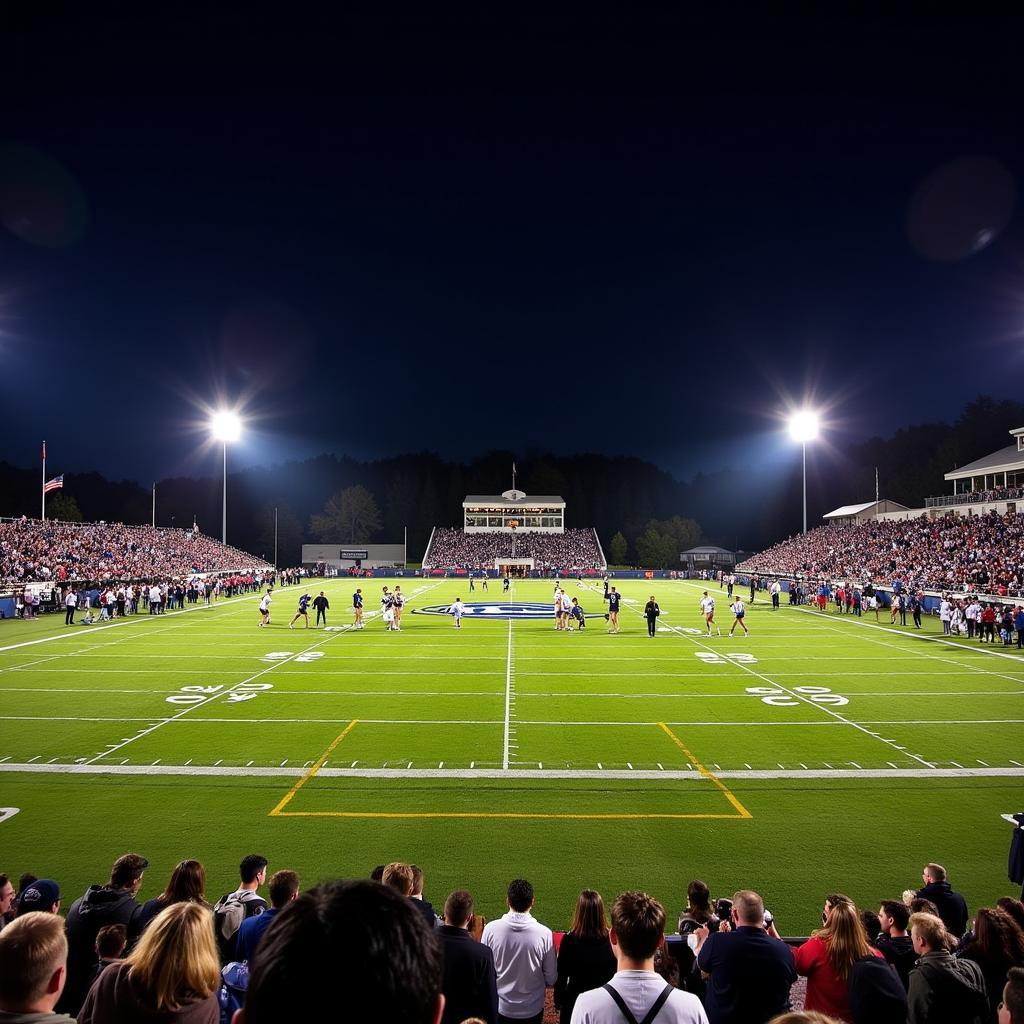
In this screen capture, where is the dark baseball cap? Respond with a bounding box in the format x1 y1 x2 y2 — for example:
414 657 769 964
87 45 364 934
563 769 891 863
17 878 60 914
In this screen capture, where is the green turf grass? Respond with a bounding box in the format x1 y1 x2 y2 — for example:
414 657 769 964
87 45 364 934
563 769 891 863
0 577 1021 934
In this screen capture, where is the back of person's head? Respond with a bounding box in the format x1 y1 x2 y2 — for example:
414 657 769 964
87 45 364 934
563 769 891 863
860 909 881 938
880 899 910 932
127 901 219 1011
1004 966 1024 1024
732 890 765 926
110 852 149 889
974 907 1024 962
268 871 300 910
998 898 1024 932
239 854 268 885
611 891 665 960
767 1013 845 1024
382 862 414 896
820 899 871 979
507 879 534 913
687 879 712 914
924 863 947 883
911 897 941 917
411 865 425 896
96 924 128 959
243 880 442 1024
570 889 609 939
444 890 474 927
0 911 68 1010
910 911 949 952
161 859 205 904
370 865 385 882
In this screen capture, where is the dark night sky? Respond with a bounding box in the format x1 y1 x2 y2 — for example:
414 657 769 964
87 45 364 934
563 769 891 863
2 9 1024 487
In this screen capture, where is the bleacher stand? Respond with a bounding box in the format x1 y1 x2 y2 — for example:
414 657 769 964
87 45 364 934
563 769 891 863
424 528 605 572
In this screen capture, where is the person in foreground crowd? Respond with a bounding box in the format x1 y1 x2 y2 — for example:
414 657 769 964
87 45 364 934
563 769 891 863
569 889 708 1024
555 889 616 1024
438 889 499 1024
694 889 797 1024
956 907 1024 1022
135 859 209 934
212 855 268 964
907 911 987 1024
78 902 220 1024
875 899 917 990
60 853 148 1015
482 878 557 1024
235 871 299 964
0 912 75 1024
235 879 444 1024
15 880 60 918
916 863 969 939
794 894 885 1021
1001 966 1024 1024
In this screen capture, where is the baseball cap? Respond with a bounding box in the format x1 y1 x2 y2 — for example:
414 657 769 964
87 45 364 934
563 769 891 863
18 879 60 914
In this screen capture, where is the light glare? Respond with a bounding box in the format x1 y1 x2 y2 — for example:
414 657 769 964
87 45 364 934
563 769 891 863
788 410 819 443
211 410 241 443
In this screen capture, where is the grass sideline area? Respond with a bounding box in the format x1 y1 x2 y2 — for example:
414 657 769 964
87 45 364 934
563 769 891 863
0 577 1020 932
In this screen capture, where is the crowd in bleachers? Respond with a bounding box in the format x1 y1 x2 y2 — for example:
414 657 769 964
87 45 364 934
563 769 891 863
0 518 271 585
738 511 1024 596
2 852 1022 1024
425 528 606 572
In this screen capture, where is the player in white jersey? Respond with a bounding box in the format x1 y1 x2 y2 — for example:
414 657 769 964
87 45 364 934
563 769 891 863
258 589 272 627
449 597 464 628
553 588 565 630
699 592 720 636
728 598 748 636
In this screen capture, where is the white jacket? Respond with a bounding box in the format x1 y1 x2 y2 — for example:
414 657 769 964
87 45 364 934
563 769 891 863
481 910 557 1017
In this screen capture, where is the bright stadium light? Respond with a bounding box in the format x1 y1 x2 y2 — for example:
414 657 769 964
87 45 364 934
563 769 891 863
788 409 819 534
210 411 242 543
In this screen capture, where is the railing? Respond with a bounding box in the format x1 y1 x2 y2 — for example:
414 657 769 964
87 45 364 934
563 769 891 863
925 488 1024 508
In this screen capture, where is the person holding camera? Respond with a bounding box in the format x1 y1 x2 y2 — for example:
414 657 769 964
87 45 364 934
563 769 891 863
694 890 795 1024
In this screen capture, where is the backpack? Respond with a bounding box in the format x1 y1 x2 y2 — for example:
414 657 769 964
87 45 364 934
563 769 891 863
218 961 249 1024
848 954 908 1024
213 891 266 962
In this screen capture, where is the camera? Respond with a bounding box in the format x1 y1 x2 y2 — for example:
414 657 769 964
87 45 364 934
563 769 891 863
763 910 773 927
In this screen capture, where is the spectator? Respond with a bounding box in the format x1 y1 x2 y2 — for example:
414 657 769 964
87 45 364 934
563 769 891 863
555 890 616 1024
135 859 209 933
569 890 707 1023
92 924 128 983
0 911 74 1023
957 907 1024 1022
695 889 797 1024
78 902 220 1024
917 864 969 939
768 1015 844 1024
439 889 499 1024
0 873 17 930
212 855 268 963
235 871 299 964
424 528 605 574
60 852 148 1015
998 900 1024 933
16 880 61 917
412 864 440 930
238 879 444 1024
908 912 987 1024
875 899 917 989
1001 966 1024 1024
795 894 884 1021
482 878 557 1024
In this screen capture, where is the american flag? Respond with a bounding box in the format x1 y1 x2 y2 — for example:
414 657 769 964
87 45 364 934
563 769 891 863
44 475 64 493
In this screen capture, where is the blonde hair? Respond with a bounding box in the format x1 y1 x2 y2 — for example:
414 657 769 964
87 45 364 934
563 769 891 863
127 902 219 1010
0 912 67 1005
815 898 872 980
909 911 949 951
382 862 414 896
769 1013 845 1024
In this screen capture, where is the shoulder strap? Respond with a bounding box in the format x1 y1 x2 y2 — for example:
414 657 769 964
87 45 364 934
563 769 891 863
601 982 674 1024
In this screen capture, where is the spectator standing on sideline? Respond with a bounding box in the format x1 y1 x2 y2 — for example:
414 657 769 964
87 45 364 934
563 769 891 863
916 863 969 939
555 890 616 1024
64 588 76 625
482 879 557 1024
0 911 75 1023
570 890 708 1024
439 889 499 1024
644 597 660 637
313 591 329 627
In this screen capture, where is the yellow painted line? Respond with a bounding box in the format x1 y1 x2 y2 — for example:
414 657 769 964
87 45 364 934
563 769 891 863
657 722 753 819
272 810 746 820
269 720 358 816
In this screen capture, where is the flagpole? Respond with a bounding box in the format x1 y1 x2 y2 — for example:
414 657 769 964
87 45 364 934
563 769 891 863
152 483 156 528
41 441 46 522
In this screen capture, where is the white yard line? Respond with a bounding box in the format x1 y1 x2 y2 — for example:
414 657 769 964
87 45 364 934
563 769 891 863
502 619 514 770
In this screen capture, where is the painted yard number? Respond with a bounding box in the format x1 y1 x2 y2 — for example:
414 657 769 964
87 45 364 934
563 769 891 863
695 651 757 664
165 682 276 706
746 685 849 707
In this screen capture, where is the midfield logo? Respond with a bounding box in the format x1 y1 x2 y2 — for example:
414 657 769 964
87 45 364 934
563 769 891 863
412 602 557 620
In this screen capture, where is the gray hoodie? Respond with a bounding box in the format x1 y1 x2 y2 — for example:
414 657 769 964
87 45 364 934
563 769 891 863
908 949 987 1024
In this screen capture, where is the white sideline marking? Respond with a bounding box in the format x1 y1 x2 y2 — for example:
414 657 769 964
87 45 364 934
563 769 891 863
503 619 512 770
0 807 21 824
0 762 1022 780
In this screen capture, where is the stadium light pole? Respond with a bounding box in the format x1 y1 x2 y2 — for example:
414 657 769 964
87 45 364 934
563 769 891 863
788 410 819 534
211 412 241 544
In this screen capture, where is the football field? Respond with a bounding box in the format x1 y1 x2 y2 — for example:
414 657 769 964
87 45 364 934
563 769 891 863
1 577 1021 932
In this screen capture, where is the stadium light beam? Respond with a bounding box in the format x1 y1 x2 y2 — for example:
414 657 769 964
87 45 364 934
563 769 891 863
211 411 242 543
788 410 819 535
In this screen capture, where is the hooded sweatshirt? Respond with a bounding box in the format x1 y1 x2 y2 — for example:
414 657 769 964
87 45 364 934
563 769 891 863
77 962 218 1024
481 910 557 1018
60 885 143 1015
907 949 988 1024
0 1013 76 1024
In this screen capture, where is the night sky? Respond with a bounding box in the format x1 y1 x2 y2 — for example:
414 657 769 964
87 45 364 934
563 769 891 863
3 10 1024 486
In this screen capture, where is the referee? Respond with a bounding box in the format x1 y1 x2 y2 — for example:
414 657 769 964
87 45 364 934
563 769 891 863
313 591 330 627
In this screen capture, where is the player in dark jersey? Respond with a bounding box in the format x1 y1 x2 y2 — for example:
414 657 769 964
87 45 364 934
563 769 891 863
353 588 364 629
289 593 312 629
605 586 621 634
